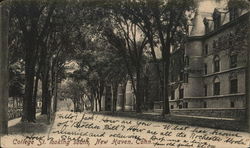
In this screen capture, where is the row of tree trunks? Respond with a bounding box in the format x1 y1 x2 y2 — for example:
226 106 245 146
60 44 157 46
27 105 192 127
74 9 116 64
0 4 9 135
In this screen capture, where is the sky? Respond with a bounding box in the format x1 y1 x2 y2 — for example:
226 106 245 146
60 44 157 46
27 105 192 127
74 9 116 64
198 0 227 13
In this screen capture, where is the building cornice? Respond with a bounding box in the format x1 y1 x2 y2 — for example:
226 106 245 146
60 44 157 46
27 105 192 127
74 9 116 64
187 12 250 41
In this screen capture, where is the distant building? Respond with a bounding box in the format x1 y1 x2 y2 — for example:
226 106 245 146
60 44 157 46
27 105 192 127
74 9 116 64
169 0 249 119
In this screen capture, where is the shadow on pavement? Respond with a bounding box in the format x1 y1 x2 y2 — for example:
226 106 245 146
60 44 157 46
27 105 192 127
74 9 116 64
8 114 51 134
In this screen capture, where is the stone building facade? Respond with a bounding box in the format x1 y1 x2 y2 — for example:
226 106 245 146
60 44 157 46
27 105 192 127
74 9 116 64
169 0 249 119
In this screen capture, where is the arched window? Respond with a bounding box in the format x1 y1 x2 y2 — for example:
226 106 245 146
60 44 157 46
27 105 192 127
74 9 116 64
214 77 220 95
214 56 220 72
230 73 238 94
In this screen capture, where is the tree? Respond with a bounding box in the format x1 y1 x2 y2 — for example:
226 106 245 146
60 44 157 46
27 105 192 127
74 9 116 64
9 62 25 99
66 24 129 112
60 80 87 112
121 0 195 115
9 0 58 121
100 1 149 113
9 0 89 120
0 2 9 134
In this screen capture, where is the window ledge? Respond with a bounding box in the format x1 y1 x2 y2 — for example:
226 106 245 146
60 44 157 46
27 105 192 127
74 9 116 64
183 93 245 99
203 66 245 77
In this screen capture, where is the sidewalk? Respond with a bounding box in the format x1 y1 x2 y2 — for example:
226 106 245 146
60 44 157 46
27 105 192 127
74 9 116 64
143 112 237 120
7 113 52 134
97 111 248 132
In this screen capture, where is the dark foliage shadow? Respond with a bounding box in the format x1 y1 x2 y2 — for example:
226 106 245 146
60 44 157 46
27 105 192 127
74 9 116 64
8 114 51 135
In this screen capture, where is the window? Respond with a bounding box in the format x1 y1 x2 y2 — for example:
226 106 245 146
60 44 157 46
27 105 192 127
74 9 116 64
230 101 235 108
171 90 175 100
179 105 182 109
183 102 188 108
184 73 189 83
180 71 184 81
203 102 207 108
218 37 223 48
213 40 217 48
185 56 189 66
204 64 207 75
230 74 238 94
179 88 184 99
229 33 233 46
204 44 208 55
230 54 237 68
214 77 220 95
214 56 220 72
204 85 207 96
170 105 174 109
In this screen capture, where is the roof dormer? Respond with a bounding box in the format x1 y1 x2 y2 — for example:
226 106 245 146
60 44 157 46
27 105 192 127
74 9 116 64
203 17 213 34
213 9 221 30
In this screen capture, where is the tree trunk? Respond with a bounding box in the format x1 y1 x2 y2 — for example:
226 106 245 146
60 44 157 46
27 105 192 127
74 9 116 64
95 98 98 112
98 98 102 112
111 83 118 113
73 99 77 112
90 94 94 112
80 96 84 112
53 75 58 113
246 23 250 132
0 4 9 134
161 41 171 115
122 82 126 111
22 36 37 122
135 68 142 113
41 71 49 114
31 72 39 120
41 54 51 115
22 57 36 122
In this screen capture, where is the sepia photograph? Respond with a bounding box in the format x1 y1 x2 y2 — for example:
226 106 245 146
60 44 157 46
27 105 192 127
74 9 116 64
0 0 250 147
